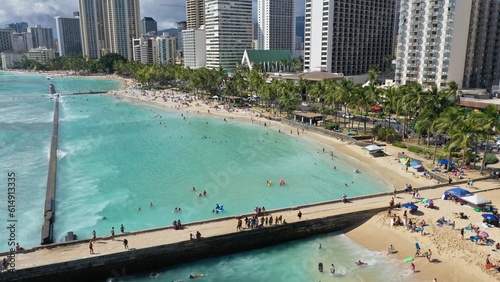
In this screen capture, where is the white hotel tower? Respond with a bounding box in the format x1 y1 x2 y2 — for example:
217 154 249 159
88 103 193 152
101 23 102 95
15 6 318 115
395 0 500 90
205 0 252 70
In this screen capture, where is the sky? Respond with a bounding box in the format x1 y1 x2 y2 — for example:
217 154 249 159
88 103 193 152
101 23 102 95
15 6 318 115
1 0 305 32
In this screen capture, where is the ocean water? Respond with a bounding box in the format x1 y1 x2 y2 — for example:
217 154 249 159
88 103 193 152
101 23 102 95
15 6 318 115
0 72 405 281
111 233 412 282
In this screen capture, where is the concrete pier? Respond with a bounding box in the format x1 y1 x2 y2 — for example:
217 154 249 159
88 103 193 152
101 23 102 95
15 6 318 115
41 96 59 245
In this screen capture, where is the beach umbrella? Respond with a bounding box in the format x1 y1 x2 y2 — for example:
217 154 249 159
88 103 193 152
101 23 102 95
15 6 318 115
410 161 420 167
482 214 499 222
412 164 423 169
479 231 489 238
401 203 418 210
437 159 449 165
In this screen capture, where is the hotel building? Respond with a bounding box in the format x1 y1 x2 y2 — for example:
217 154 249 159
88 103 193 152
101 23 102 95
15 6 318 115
304 0 396 76
205 0 252 69
55 16 82 56
257 0 295 53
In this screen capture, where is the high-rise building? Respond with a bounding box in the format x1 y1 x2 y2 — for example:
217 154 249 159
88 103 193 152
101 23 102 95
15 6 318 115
141 17 157 35
12 33 27 51
79 0 141 60
105 0 141 61
79 0 107 59
5 22 28 33
205 0 252 69
257 0 295 53
26 25 54 50
186 0 205 29
0 29 14 52
183 29 206 68
156 34 177 65
176 21 187 55
133 34 156 64
304 0 396 76
55 16 82 57
396 0 500 91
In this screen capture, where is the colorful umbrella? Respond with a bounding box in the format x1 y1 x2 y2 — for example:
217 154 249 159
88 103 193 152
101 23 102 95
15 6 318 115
479 231 489 238
482 214 499 222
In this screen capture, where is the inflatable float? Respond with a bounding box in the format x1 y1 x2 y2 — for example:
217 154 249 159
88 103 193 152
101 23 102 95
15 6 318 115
404 257 414 262
215 204 224 211
355 261 367 265
266 180 272 186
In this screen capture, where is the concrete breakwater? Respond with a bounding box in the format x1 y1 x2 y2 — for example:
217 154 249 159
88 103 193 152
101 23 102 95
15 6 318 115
3 208 384 282
41 96 59 245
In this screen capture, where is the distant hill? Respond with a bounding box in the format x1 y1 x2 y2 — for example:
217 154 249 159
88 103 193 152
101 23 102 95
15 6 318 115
157 28 178 36
296 16 304 43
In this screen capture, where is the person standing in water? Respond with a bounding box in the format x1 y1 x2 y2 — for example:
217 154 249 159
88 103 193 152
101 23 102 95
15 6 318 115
330 263 335 274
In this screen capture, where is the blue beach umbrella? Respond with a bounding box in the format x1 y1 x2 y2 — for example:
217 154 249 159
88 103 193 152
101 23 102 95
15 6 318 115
410 161 420 167
438 159 449 165
402 202 418 210
482 214 499 222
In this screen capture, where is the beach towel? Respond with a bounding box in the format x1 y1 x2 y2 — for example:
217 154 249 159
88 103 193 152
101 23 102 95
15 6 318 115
437 223 443 227
404 257 414 262
486 263 494 269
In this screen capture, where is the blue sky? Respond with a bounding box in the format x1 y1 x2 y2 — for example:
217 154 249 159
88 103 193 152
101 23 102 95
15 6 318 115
1 0 304 32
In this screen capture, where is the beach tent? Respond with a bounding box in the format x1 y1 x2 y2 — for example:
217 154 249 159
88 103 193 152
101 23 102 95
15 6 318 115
461 195 491 206
364 145 384 157
364 145 383 152
444 187 473 198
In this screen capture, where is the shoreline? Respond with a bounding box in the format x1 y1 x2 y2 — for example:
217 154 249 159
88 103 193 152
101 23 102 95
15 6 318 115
8 71 500 280
106 84 500 281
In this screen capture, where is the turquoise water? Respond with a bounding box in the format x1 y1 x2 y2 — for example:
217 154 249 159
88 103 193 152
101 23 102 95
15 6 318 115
1 72 403 281
54 94 389 241
111 233 412 282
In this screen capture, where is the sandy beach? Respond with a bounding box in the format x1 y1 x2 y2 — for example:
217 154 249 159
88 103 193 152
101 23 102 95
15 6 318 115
105 82 500 282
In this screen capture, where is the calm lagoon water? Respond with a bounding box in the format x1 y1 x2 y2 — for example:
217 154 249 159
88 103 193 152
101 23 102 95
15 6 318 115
0 72 408 282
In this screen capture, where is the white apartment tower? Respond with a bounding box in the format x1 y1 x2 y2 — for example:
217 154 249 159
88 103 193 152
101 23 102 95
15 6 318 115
396 0 500 90
183 29 206 68
257 0 295 53
304 0 396 75
55 16 82 56
205 0 252 70
105 0 141 61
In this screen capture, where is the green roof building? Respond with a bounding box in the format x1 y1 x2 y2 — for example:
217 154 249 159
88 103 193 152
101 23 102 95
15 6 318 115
241 49 292 72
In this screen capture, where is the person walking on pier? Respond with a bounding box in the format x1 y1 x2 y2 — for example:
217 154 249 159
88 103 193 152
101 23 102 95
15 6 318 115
297 211 302 220
89 241 94 254
237 218 242 230
123 239 128 250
